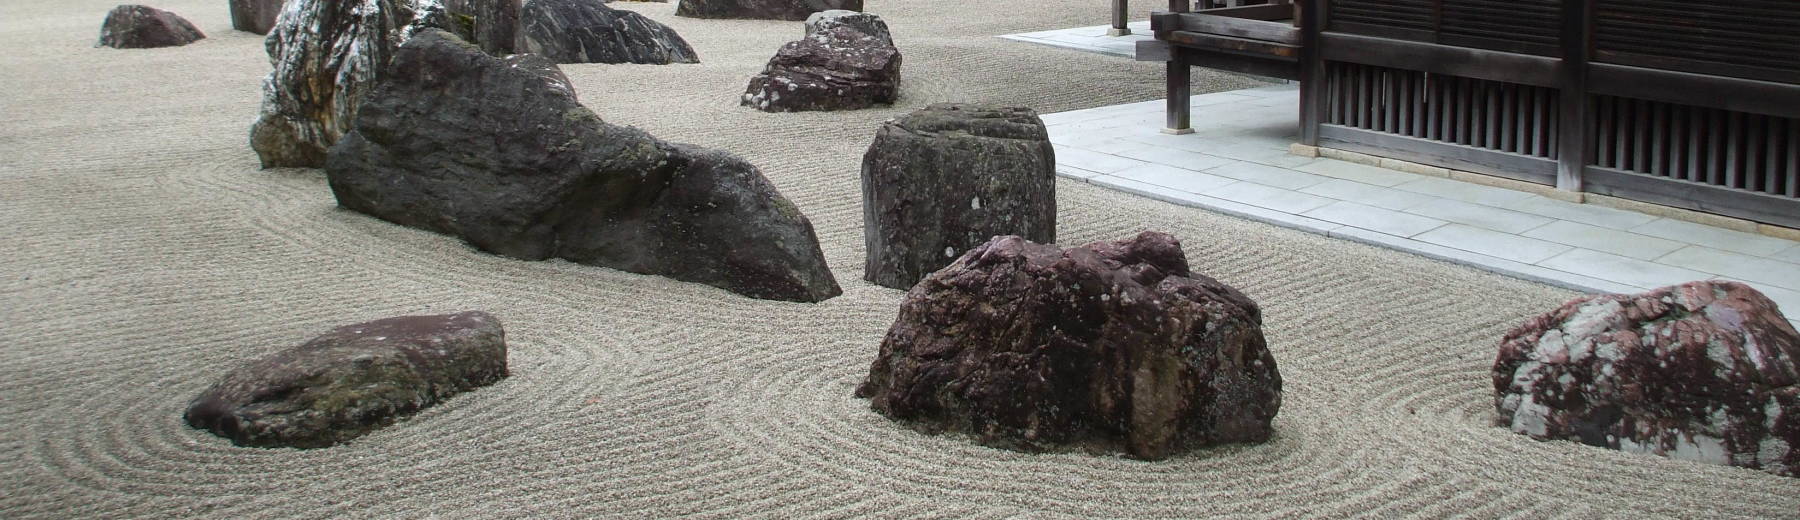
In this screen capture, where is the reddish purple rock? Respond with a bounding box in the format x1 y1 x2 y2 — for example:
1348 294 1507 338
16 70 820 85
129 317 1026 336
1494 280 1800 477
742 10 899 112
97 5 204 49
855 232 1282 460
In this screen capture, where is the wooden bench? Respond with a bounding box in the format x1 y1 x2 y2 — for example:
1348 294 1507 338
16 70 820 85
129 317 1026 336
1134 1 1303 134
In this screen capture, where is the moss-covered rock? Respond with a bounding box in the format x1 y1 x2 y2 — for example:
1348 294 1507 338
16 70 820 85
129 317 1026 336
184 312 508 449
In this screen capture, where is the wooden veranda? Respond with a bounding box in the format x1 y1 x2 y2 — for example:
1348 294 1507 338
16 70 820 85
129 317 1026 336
1135 0 1800 229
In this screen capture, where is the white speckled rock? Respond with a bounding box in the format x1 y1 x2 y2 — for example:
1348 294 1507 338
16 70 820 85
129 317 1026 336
741 10 898 112
1494 280 1800 477
249 0 418 168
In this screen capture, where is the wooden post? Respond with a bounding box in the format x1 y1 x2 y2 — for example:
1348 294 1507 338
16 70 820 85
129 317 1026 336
1109 0 1131 36
1297 0 1325 146
1163 0 1193 134
1555 0 1593 193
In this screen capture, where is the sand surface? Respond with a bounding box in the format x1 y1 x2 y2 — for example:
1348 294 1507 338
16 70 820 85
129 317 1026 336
3 0 1797 518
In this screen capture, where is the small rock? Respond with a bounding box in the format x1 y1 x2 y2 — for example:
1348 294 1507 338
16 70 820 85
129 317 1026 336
229 0 283 35
861 103 1056 289
97 5 204 49
856 232 1283 460
675 0 861 21
1493 280 1800 477
519 0 699 64
184 312 508 448
742 10 899 112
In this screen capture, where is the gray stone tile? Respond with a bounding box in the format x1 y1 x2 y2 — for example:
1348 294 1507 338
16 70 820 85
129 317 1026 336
1403 199 1557 234
1302 201 1447 237
1774 244 1800 266
1295 159 1418 187
1630 218 1797 257
1391 177 1537 207
1108 143 1235 172
1200 181 1335 214
1656 246 1800 291
1204 160 1331 190
1054 147 1145 174
1329 227 1644 294
1055 164 1101 180
1413 224 1573 264
1520 221 1687 261
1298 179 1435 211
1537 249 1712 290
1508 196 1659 230
1109 163 1238 194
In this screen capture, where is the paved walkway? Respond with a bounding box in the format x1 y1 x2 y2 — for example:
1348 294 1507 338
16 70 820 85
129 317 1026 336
1042 85 1800 330
998 21 1153 58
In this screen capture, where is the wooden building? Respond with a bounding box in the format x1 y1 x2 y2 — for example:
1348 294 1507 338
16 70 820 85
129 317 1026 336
1135 0 1800 228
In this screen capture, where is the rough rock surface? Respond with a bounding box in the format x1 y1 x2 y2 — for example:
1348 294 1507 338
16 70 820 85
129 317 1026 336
519 0 699 64
855 232 1282 459
1493 280 1800 477
249 0 417 168
326 30 841 302
742 10 899 112
229 0 283 35
184 312 508 448
675 0 860 20
406 0 519 54
861 103 1055 289
97 5 204 49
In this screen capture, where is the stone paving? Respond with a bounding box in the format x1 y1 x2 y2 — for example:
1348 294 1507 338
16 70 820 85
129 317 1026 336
1041 85 1800 330
997 21 1152 58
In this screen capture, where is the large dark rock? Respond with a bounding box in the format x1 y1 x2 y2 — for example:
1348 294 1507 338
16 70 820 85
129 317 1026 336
184 312 508 448
861 103 1056 289
675 0 860 20
518 0 699 64
1494 280 1799 477
97 5 204 49
326 30 841 302
742 10 899 112
229 0 282 35
855 232 1282 460
249 0 417 168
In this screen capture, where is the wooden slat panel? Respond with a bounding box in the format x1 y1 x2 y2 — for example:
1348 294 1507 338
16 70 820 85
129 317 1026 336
1595 0 1800 84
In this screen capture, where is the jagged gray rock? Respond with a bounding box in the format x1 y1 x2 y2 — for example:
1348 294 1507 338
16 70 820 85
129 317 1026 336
519 0 699 64
184 312 508 448
675 0 860 21
97 5 204 49
742 10 899 112
326 30 841 302
249 0 417 168
861 103 1056 289
229 0 282 35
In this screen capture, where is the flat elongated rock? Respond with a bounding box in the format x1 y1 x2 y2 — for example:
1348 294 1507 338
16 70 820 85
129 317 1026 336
675 0 860 20
742 10 899 112
519 0 699 64
862 103 1055 289
856 232 1282 459
250 0 416 168
1494 280 1800 477
327 30 840 302
98 5 204 49
229 0 282 35
184 312 508 448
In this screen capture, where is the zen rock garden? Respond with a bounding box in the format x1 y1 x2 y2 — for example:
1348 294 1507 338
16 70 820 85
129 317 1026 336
89 0 1798 480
